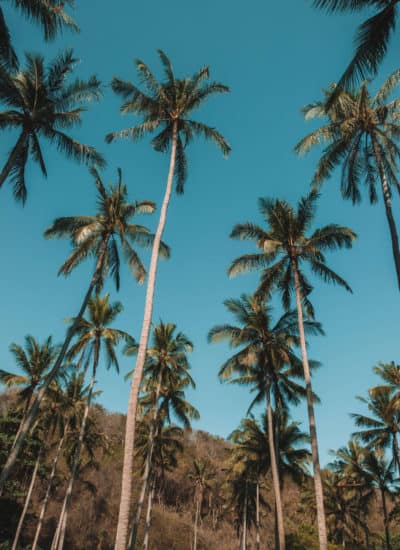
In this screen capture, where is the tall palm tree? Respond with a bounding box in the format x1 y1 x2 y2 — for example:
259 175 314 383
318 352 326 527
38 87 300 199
0 170 164 491
352 387 400 473
228 192 356 550
126 321 197 549
296 72 400 289
312 0 400 93
107 49 231 550
209 293 320 550
52 294 130 550
0 49 104 203
0 0 78 69
189 459 215 550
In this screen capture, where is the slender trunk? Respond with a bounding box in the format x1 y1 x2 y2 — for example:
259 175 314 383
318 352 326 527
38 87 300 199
53 342 99 550
32 427 67 550
372 137 400 291
242 481 247 550
11 443 42 550
380 487 391 550
256 482 260 550
115 120 178 550
0 235 109 492
266 388 285 550
393 433 400 476
0 131 27 188
142 474 156 550
193 492 200 550
292 260 328 550
129 378 162 550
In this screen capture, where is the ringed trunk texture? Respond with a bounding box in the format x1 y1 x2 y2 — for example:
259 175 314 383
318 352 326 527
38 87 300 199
114 120 178 550
0 235 109 492
0 131 27 188
32 428 67 550
266 389 285 550
129 378 162 550
372 138 400 291
292 261 328 550
54 344 99 550
11 443 42 550
142 474 156 550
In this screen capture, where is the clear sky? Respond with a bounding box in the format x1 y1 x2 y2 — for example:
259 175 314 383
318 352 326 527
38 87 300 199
1 1 399 465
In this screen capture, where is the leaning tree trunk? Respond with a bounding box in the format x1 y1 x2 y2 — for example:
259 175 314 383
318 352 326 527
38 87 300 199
380 487 392 550
372 137 400 291
53 342 99 550
255 481 260 550
11 442 43 550
129 377 162 550
242 481 247 550
0 235 109 492
115 120 178 550
0 131 27 188
142 474 156 550
32 427 68 550
292 261 328 550
266 387 285 550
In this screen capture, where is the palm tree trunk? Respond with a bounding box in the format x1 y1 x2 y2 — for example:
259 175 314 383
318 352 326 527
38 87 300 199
266 388 285 550
53 342 99 550
0 131 27 188
0 235 110 492
393 433 400 476
256 481 260 550
242 481 247 550
292 261 328 550
11 443 43 550
372 137 400 291
193 494 200 550
380 487 391 550
115 120 178 550
32 428 67 550
142 474 156 550
129 378 162 550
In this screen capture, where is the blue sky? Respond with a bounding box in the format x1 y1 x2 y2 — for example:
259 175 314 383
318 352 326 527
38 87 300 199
1 1 399 465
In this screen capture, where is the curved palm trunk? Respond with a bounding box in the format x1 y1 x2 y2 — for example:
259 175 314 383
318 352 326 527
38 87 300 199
32 428 67 550
0 131 27 188
11 443 43 550
292 261 328 550
380 487 391 550
266 388 285 550
129 378 162 550
53 342 99 550
0 235 109 492
372 138 400 291
242 481 247 550
142 474 156 550
255 481 260 550
115 120 178 550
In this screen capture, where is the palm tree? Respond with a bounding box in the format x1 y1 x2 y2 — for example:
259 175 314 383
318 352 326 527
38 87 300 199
0 49 104 203
107 50 230 549
0 169 164 491
228 192 356 550
209 293 320 550
189 459 215 550
312 0 400 93
32 372 90 550
126 321 197 549
0 0 78 69
52 294 130 550
352 387 400 473
296 72 400 289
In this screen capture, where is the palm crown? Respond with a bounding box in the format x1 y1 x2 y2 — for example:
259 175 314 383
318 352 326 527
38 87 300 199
0 49 104 202
228 192 356 316
106 49 231 193
45 168 169 289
